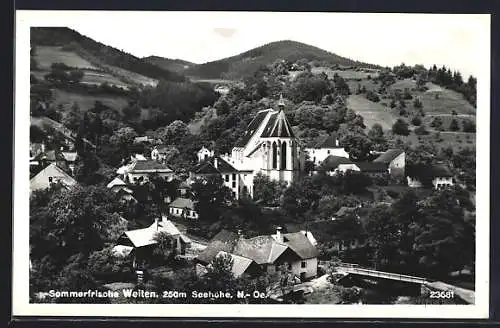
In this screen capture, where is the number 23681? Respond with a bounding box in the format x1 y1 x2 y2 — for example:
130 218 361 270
430 290 454 299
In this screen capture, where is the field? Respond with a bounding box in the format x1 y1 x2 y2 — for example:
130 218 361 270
346 95 396 130
389 80 475 115
52 89 130 113
399 131 476 152
34 46 98 70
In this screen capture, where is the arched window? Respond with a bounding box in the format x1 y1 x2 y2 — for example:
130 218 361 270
281 141 287 170
272 142 277 169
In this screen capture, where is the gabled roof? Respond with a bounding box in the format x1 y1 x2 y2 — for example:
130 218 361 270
355 162 388 173
192 156 238 174
407 164 453 178
430 164 453 178
42 150 66 162
234 110 270 147
121 220 181 248
373 149 404 163
169 197 195 210
61 152 78 162
197 230 239 264
216 251 255 277
260 110 295 138
30 163 78 192
107 177 127 189
279 232 319 260
322 155 354 170
233 235 288 265
130 160 173 173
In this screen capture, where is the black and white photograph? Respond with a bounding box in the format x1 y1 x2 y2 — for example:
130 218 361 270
13 11 490 318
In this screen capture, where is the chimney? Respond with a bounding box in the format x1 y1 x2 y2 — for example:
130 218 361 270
276 226 283 242
214 157 218 169
336 139 339 147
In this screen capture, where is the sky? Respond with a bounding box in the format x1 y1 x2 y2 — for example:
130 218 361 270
24 11 490 78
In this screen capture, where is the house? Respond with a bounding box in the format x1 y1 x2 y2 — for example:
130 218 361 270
198 227 319 281
197 229 240 265
133 136 157 144
373 149 405 178
197 146 214 162
321 155 359 175
406 164 454 189
30 163 78 195
190 156 252 199
355 162 389 178
126 160 174 184
169 197 199 220
115 218 191 268
214 251 261 278
305 133 350 167
151 145 177 162
107 177 136 203
61 151 78 176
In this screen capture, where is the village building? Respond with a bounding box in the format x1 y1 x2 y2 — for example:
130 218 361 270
305 133 349 167
406 164 454 189
355 162 390 179
115 218 191 268
106 177 136 203
168 197 198 220
197 228 319 281
321 155 359 175
190 156 252 199
30 162 78 195
125 160 175 184
373 149 405 178
197 146 214 162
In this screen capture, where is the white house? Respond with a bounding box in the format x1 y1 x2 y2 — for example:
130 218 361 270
406 164 454 189
197 147 214 162
169 197 199 220
373 149 405 178
107 177 136 203
321 155 360 175
305 133 349 167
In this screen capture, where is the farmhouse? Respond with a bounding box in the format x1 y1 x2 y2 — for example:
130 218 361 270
30 163 78 195
305 133 349 167
373 149 405 178
406 164 454 189
107 177 136 203
168 197 198 220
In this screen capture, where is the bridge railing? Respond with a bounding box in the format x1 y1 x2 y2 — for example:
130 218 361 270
340 266 428 284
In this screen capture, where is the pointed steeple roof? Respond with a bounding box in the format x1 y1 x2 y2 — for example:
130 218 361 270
261 98 295 138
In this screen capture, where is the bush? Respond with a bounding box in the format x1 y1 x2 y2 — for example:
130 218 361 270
462 119 476 133
365 91 380 102
51 62 72 70
411 116 422 126
449 119 460 131
392 119 410 136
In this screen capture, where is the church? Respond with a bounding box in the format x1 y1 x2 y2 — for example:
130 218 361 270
192 96 306 199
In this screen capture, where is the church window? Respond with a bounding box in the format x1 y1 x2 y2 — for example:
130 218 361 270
280 142 287 170
272 142 277 169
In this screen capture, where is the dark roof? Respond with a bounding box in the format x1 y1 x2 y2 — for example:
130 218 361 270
197 230 239 264
406 164 453 178
260 110 295 138
42 150 65 162
234 110 269 147
233 235 288 264
131 160 173 172
355 162 388 173
373 149 404 163
192 157 238 174
280 232 319 259
322 155 353 170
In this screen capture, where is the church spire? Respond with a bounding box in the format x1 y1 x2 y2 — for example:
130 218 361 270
278 93 285 110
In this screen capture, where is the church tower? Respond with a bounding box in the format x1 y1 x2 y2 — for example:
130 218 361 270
260 95 304 185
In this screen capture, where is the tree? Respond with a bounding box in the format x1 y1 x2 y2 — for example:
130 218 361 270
392 119 410 136
191 175 232 222
68 70 84 83
449 119 460 131
160 120 189 145
462 119 476 133
413 98 423 109
152 231 176 264
368 123 388 151
410 116 422 126
87 247 133 283
338 124 373 161
253 173 286 206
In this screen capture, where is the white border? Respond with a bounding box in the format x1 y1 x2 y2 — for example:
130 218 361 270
13 11 491 318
